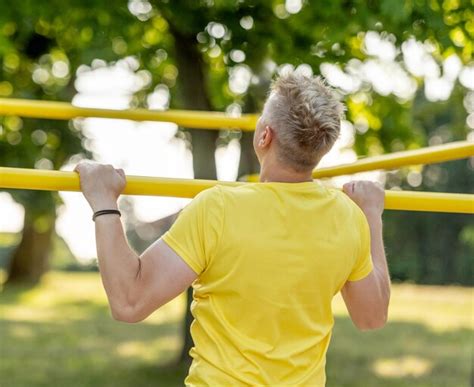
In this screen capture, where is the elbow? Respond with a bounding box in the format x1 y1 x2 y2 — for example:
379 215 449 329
355 286 391 331
354 310 388 331
110 304 144 324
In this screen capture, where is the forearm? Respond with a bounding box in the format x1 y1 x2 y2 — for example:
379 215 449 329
94 210 141 314
341 181 390 330
366 213 391 301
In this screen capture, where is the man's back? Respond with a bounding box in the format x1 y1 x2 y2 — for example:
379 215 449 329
75 71 389 387
163 182 373 385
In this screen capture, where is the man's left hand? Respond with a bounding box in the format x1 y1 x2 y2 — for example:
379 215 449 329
74 162 126 212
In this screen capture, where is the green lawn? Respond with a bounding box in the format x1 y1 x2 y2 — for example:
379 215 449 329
0 272 472 386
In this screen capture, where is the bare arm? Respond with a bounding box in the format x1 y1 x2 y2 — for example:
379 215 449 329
74 162 197 323
341 181 391 330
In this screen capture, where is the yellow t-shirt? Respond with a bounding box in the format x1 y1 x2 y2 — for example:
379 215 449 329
162 181 373 386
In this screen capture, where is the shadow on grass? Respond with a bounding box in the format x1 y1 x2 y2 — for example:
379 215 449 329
0 281 39 302
327 317 472 387
0 285 471 387
0 317 186 387
0 280 187 387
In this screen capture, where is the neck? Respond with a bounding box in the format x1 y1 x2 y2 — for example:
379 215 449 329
259 159 313 183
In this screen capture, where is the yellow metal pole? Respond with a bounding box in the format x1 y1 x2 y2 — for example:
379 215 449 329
0 167 241 198
384 190 473 214
0 98 258 131
1 167 472 214
244 141 474 182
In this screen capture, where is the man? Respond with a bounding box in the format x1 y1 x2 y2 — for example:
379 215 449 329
74 71 390 386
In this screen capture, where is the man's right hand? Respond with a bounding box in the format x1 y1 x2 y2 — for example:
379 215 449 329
343 180 385 218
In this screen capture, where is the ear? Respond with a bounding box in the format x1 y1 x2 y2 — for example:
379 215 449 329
258 125 274 148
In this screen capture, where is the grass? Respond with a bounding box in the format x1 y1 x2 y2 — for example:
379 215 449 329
0 272 472 387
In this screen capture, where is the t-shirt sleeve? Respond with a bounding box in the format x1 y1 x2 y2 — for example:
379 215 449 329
161 186 223 275
347 209 374 282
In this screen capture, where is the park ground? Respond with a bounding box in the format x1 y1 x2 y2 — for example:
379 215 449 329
0 271 472 387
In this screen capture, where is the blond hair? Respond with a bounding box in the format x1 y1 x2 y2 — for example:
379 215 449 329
264 71 344 171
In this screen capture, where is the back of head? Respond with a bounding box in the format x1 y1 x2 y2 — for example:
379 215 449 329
263 71 345 172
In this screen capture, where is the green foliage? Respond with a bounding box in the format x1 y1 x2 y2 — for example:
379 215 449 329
1 0 471 170
1 0 472 167
382 84 473 285
0 1 472 284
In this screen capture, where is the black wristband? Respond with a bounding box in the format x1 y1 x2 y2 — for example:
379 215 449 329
92 209 121 221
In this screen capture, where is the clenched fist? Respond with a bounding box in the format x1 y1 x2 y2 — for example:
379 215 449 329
74 162 126 212
343 180 385 218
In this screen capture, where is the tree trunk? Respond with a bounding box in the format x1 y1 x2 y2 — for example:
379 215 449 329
5 207 55 285
237 132 260 179
172 28 217 178
238 92 260 179
172 28 218 364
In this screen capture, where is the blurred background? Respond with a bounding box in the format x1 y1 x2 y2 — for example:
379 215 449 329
0 1 472 386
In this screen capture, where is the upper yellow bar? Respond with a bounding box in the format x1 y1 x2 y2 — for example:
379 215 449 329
0 98 259 131
244 141 474 181
1 167 472 214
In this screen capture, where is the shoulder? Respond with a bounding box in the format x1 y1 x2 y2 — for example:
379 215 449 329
326 187 351 206
178 186 225 229
328 187 367 221
191 185 224 210
214 183 259 199
192 183 262 210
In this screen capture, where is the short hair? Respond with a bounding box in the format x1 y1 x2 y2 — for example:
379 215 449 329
264 71 344 172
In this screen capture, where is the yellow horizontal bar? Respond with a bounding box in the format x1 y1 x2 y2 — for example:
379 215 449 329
0 167 242 198
1 167 472 214
0 98 258 131
384 190 473 214
244 141 474 182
